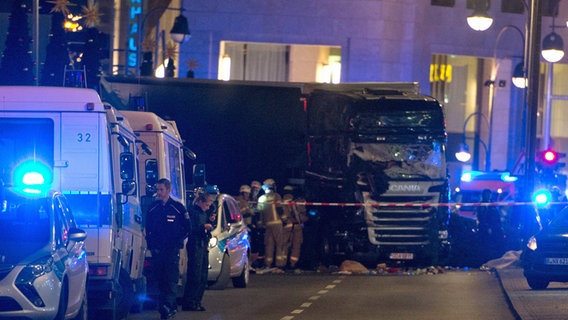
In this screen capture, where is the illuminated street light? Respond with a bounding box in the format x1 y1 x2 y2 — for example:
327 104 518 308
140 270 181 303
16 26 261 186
542 31 564 63
467 1 493 31
137 7 191 76
456 112 490 171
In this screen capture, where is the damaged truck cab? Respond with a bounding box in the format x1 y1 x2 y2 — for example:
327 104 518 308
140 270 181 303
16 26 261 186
304 83 451 266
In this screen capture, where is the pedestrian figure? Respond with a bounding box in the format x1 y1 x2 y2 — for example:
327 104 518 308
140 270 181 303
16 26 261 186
475 188 505 263
182 187 218 312
145 178 190 320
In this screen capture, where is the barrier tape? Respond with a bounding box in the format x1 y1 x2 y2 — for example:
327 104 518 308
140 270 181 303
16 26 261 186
253 201 568 208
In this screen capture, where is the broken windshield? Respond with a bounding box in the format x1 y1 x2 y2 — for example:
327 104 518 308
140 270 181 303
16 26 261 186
348 142 445 180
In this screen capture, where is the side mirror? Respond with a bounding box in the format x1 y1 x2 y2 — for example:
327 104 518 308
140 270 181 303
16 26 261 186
68 227 87 242
120 152 135 180
145 159 158 185
122 180 136 195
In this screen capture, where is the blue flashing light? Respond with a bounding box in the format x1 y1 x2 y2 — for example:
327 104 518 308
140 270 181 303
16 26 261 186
12 160 52 197
533 189 552 207
460 171 482 182
501 173 518 182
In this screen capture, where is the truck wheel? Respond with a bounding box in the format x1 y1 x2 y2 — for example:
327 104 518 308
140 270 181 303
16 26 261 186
232 254 249 288
116 269 135 319
208 253 230 290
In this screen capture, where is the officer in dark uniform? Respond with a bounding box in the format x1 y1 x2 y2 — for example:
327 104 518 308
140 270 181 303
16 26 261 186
146 178 190 320
182 186 218 312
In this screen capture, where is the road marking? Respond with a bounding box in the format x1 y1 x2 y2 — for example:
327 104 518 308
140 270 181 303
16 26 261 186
282 276 344 319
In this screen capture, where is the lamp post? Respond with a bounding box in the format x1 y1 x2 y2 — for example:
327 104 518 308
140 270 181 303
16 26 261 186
137 7 191 76
485 25 526 171
456 112 491 171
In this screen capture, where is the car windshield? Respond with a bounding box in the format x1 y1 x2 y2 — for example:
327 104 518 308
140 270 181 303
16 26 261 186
0 195 51 265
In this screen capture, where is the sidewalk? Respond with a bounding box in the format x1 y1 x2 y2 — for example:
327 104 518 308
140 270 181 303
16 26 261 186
496 267 568 320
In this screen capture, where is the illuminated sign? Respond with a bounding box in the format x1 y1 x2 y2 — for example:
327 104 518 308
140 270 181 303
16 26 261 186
430 63 452 83
127 0 143 69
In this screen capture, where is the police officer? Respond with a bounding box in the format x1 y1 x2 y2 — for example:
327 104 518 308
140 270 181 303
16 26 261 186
146 178 190 320
257 178 286 272
182 187 217 312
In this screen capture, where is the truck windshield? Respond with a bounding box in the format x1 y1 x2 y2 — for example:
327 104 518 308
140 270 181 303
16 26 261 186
348 142 446 180
0 118 54 186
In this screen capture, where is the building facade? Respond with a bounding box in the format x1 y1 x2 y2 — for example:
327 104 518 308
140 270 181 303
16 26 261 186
110 0 568 189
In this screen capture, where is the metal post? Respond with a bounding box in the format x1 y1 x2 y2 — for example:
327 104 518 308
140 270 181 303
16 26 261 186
525 0 542 199
544 62 553 150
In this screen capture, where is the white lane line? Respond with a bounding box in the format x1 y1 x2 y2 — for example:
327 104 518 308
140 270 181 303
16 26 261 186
283 276 344 319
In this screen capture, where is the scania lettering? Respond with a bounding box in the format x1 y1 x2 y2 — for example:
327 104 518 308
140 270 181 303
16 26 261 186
0 86 145 319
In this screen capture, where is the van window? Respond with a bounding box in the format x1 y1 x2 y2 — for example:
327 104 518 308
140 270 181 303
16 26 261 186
0 118 54 186
167 142 183 199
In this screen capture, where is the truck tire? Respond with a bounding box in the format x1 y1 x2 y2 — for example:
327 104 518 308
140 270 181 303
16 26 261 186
116 268 135 319
208 253 230 290
232 254 249 288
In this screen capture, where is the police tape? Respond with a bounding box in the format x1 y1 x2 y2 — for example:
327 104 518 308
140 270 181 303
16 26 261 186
253 201 567 208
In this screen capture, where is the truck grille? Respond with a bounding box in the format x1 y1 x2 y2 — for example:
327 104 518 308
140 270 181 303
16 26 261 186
365 193 438 246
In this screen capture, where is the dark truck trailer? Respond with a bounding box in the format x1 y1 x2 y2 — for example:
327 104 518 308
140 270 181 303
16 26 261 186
100 76 450 267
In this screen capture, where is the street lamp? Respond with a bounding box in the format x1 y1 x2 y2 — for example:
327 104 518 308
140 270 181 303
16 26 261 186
467 0 493 31
542 31 564 63
456 112 491 171
137 7 191 76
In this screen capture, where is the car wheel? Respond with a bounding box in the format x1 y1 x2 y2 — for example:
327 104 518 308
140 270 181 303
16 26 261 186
208 252 230 290
72 289 88 320
526 276 550 290
232 254 249 288
54 280 68 320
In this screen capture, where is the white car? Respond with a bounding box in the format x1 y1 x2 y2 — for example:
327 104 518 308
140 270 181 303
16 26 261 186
207 194 251 290
0 190 88 320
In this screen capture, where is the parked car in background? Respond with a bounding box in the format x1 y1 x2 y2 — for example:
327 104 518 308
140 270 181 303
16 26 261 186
207 193 251 290
522 206 568 289
0 188 88 320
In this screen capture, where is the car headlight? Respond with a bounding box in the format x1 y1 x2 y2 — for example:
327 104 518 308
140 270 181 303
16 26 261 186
15 256 54 307
527 236 538 251
209 236 218 249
